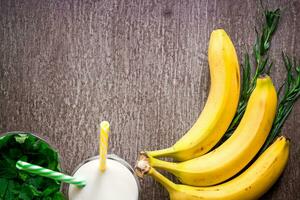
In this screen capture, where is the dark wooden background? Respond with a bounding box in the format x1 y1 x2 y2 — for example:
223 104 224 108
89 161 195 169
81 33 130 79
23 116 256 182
0 0 299 199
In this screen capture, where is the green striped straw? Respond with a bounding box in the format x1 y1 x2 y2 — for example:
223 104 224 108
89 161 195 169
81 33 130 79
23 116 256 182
16 160 86 188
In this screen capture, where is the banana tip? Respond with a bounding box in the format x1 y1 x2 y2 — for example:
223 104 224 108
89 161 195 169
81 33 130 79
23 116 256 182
211 29 226 36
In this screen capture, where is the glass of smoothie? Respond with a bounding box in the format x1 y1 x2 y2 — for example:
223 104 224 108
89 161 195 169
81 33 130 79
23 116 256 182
68 154 140 200
0 131 64 200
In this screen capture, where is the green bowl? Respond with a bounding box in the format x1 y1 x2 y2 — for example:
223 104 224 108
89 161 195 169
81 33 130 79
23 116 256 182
0 131 64 200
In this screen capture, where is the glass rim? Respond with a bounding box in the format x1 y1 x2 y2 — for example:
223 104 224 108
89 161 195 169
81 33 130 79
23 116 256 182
68 154 141 199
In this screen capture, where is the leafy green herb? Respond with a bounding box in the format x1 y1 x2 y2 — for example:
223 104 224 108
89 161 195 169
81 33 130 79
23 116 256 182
0 178 9 199
260 53 300 152
223 9 280 139
220 8 300 152
0 132 65 200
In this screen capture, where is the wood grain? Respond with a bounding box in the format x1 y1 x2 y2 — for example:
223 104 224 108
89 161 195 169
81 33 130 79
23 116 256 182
0 0 299 199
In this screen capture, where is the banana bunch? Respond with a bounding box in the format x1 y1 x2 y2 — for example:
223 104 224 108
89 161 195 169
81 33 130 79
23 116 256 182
145 75 277 187
137 137 289 200
136 29 290 200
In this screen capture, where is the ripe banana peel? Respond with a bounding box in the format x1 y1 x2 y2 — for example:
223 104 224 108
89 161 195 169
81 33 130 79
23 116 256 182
147 29 240 161
146 76 277 186
136 137 290 200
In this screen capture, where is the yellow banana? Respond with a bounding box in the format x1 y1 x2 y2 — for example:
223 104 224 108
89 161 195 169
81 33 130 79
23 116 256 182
145 76 277 186
147 29 240 161
137 136 289 200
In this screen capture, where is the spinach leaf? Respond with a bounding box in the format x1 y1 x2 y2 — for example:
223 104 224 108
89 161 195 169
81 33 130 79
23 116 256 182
0 132 65 199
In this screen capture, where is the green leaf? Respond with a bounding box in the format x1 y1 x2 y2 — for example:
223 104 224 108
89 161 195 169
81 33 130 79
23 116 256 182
18 186 34 200
0 156 18 178
19 171 29 181
260 53 300 152
52 191 66 200
15 134 29 144
4 180 17 200
26 176 45 189
42 184 60 196
0 178 8 198
42 197 52 200
27 184 43 196
0 134 13 149
8 148 22 159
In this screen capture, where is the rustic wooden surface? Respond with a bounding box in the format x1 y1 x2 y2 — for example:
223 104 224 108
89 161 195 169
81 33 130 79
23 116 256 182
0 0 299 199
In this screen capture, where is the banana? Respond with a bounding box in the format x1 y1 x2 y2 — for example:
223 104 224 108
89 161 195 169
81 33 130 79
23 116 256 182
144 76 277 186
136 136 290 200
147 29 240 161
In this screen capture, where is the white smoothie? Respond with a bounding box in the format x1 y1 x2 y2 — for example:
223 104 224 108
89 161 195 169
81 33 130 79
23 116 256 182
68 158 139 200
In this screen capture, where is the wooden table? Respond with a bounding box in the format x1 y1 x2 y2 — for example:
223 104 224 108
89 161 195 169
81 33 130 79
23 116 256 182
0 0 299 199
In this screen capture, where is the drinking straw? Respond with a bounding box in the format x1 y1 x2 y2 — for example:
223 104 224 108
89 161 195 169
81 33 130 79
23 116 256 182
16 160 86 188
99 121 110 172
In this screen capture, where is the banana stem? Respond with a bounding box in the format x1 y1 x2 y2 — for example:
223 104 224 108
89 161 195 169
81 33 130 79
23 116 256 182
148 168 177 193
146 147 175 158
135 154 177 193
148 156 178 172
